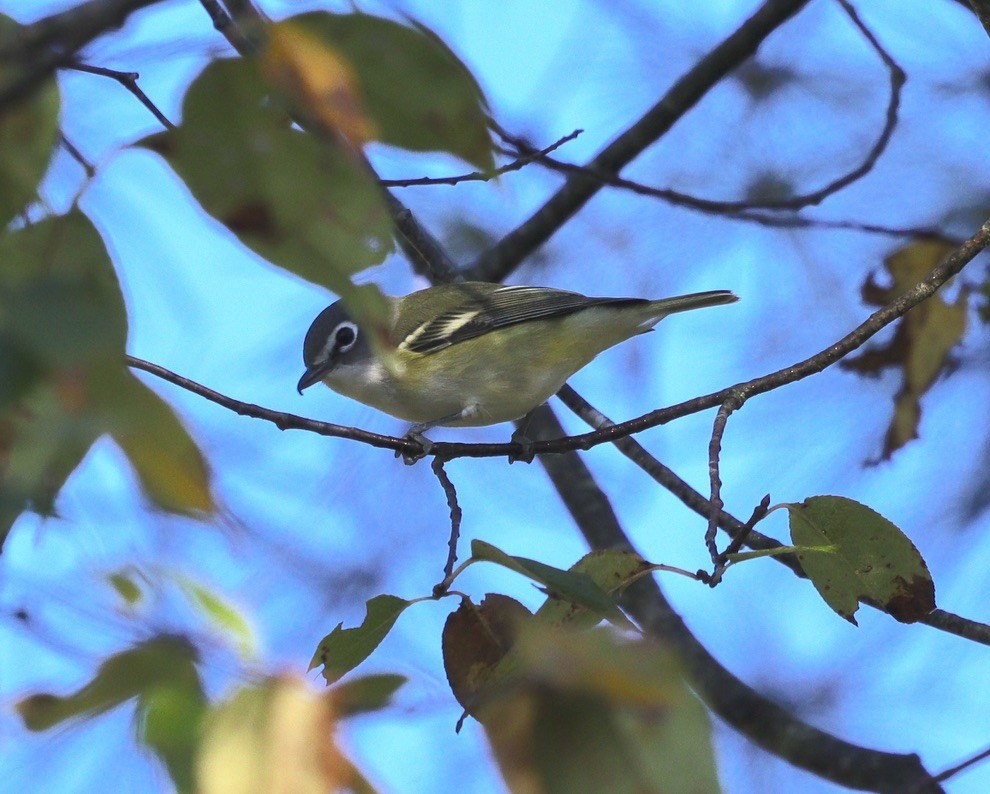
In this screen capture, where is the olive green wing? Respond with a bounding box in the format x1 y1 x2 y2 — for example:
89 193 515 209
397 283 644 354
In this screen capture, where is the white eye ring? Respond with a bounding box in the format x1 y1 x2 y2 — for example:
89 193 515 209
333 321 359 353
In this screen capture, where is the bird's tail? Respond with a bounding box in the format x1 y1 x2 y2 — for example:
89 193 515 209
649 290 738 315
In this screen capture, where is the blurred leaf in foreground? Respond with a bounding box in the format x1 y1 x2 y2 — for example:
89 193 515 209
197 675 374 794
0 14 61 227
0 213 213 549
293 11 495 170
17 635 202 731
262 21 376 147
478 625 720 794
139 57 393 320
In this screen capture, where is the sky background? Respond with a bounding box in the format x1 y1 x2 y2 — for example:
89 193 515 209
2 0 990 791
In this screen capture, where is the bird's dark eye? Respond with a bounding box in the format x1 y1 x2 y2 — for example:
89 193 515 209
334 322 358 352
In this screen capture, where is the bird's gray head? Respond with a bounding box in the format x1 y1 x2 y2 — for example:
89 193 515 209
297 301 371 394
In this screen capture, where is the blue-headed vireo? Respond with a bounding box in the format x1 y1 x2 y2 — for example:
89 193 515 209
297 282 737 437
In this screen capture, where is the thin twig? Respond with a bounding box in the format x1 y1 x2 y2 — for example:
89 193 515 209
59 133 95 178
930 742 990 786
67 62 174 128
482 2 903 230
556 384 800 566
430 457 463 593
379 129 582 188
706 391 746 563
125 354 422 457
708 495 771 586
493 126 940 238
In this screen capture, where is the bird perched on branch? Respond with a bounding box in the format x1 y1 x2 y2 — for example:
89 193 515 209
298 282 737 455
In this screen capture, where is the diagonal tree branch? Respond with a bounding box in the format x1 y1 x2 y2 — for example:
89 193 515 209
467 0 812 282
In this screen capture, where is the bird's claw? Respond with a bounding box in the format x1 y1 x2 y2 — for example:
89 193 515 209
397 430 433 465
508 428 536 464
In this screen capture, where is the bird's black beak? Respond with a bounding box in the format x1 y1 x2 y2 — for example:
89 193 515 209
297 358 336 394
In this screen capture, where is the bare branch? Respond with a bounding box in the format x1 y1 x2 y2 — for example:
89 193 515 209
931 742 990 787
379 129 582 188
125 354 423 457
706 392 746 563
58 133 94 177
491 126 944 237
431 457 463 592
468 0 812 282
198 0 257 56
68 61 174 128
385 192 462 283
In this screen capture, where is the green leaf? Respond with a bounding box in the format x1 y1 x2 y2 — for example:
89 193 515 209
786 495 936 623
534 550 654 629
108 569 145 606
471 540 635 631
293 11 494 170
137 672 208 793
17 635 200 731
0 15 61 227
724 544 834 564
138 58 393 305
311 594 412 683
107 373 213 515
331 673 406 717
0 213 214 548
176 576 254 657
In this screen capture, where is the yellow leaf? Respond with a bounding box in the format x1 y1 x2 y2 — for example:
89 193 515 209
196 676 362 794
262 21 376 146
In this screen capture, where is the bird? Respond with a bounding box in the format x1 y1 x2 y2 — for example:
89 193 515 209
298 281 737 452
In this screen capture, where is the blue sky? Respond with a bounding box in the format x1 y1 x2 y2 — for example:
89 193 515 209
2 1 990 791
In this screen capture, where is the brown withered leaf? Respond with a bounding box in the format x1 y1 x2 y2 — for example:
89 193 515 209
841 237 967 461
442 594 532 718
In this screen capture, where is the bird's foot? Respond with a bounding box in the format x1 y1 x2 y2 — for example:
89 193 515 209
397 427 434 465
508 426 536 464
